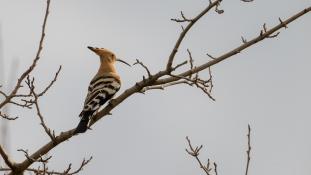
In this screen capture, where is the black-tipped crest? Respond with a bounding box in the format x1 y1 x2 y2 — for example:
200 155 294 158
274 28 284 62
87 46 130 66
87 46 96 52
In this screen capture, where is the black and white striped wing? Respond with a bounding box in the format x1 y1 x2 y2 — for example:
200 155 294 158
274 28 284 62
80 76 121 117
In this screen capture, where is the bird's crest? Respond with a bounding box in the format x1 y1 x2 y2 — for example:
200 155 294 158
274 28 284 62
87 46 131 66
88 46 116 62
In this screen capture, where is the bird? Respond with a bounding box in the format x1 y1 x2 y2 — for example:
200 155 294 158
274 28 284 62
74 46 123 134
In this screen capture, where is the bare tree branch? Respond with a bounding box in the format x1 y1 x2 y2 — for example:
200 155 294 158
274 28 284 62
0 111 18 120
206 52 216 60
278 17 288 29
3 65 61 115
32 91 56 142
241 36 247 44
154 7 311 86
214 1 224 14
187 49 194 78
133 59 152 78
140 80 192 93
186 125 252 175
17 149 52 164
170 73 215 100
22 75 57 142
37 65 62 97
0 157 92 175
61 157 93 175
171 11 193 22
8 130 74 175
166 0 222 71
8 100 33 109
89 5 311 129
0 0 50 110
214 162 218 175
185 136 216 175
0 145 16 170
0 88 8 98
245 124 252 175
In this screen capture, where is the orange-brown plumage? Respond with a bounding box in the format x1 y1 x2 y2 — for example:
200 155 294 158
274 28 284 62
88 46 120 81
74 46 121 134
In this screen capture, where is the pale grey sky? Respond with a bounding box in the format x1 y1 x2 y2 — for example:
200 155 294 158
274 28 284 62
0 0 311 175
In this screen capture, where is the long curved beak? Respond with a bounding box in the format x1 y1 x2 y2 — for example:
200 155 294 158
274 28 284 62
116 58 131 67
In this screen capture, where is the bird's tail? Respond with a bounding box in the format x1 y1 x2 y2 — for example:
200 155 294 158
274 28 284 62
74 115 89 134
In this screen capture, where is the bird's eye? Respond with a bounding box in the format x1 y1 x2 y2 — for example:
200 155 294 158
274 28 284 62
111 54 114 57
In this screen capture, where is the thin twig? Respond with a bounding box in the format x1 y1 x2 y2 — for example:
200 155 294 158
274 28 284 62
169 73 215 100
172 60 188 71
0 111 18 120
8 66 61 113
215 2 224 14
185 136 214 175
140 80 192 93
65 156 93 175
8 100 33 109
206 52 216 60
214 162 218 175
267 32 280 38
241 36 247 43
279 17 288 28
38 65 62 97
187 49 194 78
245 124 251 175
0 90 8 98
24 76 56 142
171 11 193 22
133 59 152 78
17 149 52 164
33 92 56 142
208 67 213 94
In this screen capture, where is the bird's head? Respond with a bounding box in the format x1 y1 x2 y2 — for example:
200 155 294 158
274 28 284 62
87 46 131 66
88 46 116 63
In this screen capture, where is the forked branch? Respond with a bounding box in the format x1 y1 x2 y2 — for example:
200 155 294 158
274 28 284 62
167 0 223 70
185 125 253 175
186 136 216 175
0 0 51 110
154 6 311 85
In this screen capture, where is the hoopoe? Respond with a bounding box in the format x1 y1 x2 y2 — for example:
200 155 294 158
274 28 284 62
74 46 123 134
